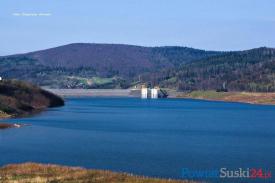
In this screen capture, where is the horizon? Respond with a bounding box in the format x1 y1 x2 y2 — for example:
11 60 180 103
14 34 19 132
1 0 275 55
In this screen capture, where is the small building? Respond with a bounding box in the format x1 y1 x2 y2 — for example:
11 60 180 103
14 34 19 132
0 77 2 81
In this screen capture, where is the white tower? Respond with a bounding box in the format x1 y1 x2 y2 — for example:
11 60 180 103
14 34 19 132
141 85 148 99
151 87 159 99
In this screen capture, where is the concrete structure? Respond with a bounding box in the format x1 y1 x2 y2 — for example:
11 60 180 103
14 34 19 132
141 85 148 99
140 85 160 99
151 87 159 99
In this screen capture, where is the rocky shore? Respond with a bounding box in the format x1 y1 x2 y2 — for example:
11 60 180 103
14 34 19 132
0 123 14 129
0 123 29 130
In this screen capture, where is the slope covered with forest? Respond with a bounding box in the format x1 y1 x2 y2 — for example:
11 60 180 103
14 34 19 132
0 43 220 88
158 47 275 92
0 44 274 92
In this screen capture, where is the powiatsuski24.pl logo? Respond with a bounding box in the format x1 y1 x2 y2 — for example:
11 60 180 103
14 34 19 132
182 168 272 180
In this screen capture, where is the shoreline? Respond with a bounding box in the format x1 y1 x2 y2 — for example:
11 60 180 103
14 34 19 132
46 89 275 105
0 123 27 129
0 123 14 129
177 90 275 105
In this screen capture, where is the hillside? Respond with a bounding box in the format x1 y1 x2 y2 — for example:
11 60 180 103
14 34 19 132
0 163 196 183
0 79 64 118
0 43 220 89
158 47 275 92
24 43 219 71
0 44 275 92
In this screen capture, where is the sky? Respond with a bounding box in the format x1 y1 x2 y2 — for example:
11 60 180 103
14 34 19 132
0 0 275 55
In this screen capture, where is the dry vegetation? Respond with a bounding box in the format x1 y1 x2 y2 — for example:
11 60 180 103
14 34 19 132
0 111 11 119
0 163 197 183
178 90 275 105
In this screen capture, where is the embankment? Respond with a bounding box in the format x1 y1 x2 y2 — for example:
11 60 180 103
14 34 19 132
177 90 275 105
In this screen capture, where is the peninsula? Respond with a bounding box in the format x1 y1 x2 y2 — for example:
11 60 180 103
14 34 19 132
0 79 64 128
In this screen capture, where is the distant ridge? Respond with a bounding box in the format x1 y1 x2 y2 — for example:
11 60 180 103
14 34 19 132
9 43 220 75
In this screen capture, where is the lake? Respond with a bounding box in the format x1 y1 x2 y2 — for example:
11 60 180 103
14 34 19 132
1 97 275 182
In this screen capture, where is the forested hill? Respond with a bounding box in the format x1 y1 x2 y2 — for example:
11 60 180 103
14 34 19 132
0 43 221 88
0 44 274 92
159 47 275 92
6 43 220 76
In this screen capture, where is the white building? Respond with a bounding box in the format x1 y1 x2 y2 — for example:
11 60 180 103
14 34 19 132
0 77 2 81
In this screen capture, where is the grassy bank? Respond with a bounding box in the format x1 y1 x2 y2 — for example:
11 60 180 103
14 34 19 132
177 90 275 105
0 163 196 183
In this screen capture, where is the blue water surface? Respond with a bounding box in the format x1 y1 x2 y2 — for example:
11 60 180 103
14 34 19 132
0 97 274 182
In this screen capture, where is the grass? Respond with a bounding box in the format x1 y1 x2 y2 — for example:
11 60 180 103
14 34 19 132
177 90 275 105
0 163 197 183
182 90 230 99
92 77 114 85
67 76 114 86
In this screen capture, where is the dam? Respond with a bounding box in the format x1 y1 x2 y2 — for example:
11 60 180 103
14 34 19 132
140 85 167 99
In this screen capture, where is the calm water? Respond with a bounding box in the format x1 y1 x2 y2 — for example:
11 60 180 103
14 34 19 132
1 97 275 182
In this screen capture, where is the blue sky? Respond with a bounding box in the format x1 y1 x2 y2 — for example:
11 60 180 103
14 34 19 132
0 0 275 55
